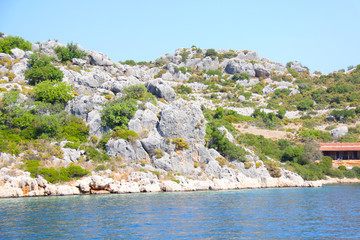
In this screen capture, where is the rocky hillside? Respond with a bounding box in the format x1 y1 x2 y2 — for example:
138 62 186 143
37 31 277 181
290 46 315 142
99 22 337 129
0 34 359 198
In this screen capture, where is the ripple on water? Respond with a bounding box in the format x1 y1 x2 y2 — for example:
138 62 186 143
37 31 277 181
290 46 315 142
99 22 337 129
0 184 360 239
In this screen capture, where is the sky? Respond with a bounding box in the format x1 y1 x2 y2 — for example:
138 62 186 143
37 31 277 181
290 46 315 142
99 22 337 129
0 0 359 74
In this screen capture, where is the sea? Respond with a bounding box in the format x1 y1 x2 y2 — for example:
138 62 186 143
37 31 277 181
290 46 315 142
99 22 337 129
0 184 359 239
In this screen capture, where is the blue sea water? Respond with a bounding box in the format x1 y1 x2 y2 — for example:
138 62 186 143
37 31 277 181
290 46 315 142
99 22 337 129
0 184 359 239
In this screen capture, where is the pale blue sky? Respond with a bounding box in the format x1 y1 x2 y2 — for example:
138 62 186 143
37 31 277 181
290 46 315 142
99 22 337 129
0 0 359 73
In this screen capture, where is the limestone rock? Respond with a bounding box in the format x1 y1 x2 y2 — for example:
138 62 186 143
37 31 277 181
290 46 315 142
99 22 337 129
331 126 348 138
145 79 176 102
158 99 206 141
106 139 137 160
128 109 159 136
224 59 255 76
72 58 87 66
10 48 25 59
88 51 113 66
141 136 161 155
54 185 80 196
90 175 114 190
290 61 307 73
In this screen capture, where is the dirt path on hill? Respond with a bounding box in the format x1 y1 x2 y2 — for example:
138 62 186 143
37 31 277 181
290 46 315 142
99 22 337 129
233 124 295 140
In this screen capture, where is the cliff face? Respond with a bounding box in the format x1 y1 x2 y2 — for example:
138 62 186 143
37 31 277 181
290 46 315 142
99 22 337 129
0 37 325 198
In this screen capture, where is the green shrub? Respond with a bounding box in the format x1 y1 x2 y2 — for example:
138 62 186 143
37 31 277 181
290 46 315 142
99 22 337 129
232 73 250 81
22 159 40 178
251 84 263 94
264 162 282 178
82 145 109 162
22 160 89 183
120 60 137 66
206 121 246 161
64 142 80 149
101 98 137 130
299 129 333 142
296 98 314 111
331 109 355 121
59 115 89 143
64 165 89 178
54 43 87 62
216 156 229 167
97 132 111 150
95 164 108 171
180 51 190 62
172 138 190 150
338 165 346 171
112 129 138 141
123 84 147 100
35 81 73 104
205 49 218 58
175 85 192 94
153 149 164 158
178 66 186 74
0 36 32 54
244 161 253 169
207 69 222 78
25 54 63 85
277 108 286 119
1 89 19 106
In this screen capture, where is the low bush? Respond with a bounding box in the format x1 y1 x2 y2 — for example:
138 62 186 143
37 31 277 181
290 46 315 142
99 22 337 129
123 84 147 100
81 145 109 162
25 54 63 85
63 141 80 149
296 98 314 111
120 60 137 66
153 149 164 158
35 81 73 104
112 129 138 141
175 85 192 94
95 164 108 171
22 160 89 183
172 138 189 150
205 49 218 58
299 129 333 142
54 43 87 62
264 162 282 178
0 35 32 54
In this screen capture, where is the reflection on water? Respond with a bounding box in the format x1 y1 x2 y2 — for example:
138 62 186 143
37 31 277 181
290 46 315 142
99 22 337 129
0 184 359 239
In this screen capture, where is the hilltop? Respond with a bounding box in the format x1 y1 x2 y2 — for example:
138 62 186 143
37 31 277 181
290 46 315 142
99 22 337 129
0 34 360 197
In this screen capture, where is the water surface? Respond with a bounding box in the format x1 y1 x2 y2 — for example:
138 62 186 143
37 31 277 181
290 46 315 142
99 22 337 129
1 184 359 239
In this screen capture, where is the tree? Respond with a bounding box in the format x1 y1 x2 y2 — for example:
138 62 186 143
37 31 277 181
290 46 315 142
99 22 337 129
101 98 137 130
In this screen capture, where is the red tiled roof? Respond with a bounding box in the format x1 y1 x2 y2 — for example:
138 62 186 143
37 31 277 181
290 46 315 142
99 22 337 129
319 143 360 151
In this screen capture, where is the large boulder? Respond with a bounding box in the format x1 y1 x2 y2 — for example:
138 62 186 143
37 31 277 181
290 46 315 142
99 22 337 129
331 126 348 138
10 48 25 59
145 79 176 102
224 59 255 76
157 99 206 142
254 67 270 78
88 51 113 66
128 109 159 136
106 139 137 160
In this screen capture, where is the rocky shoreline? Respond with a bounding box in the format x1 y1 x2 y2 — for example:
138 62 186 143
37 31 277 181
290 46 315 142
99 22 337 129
0 167 322 198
